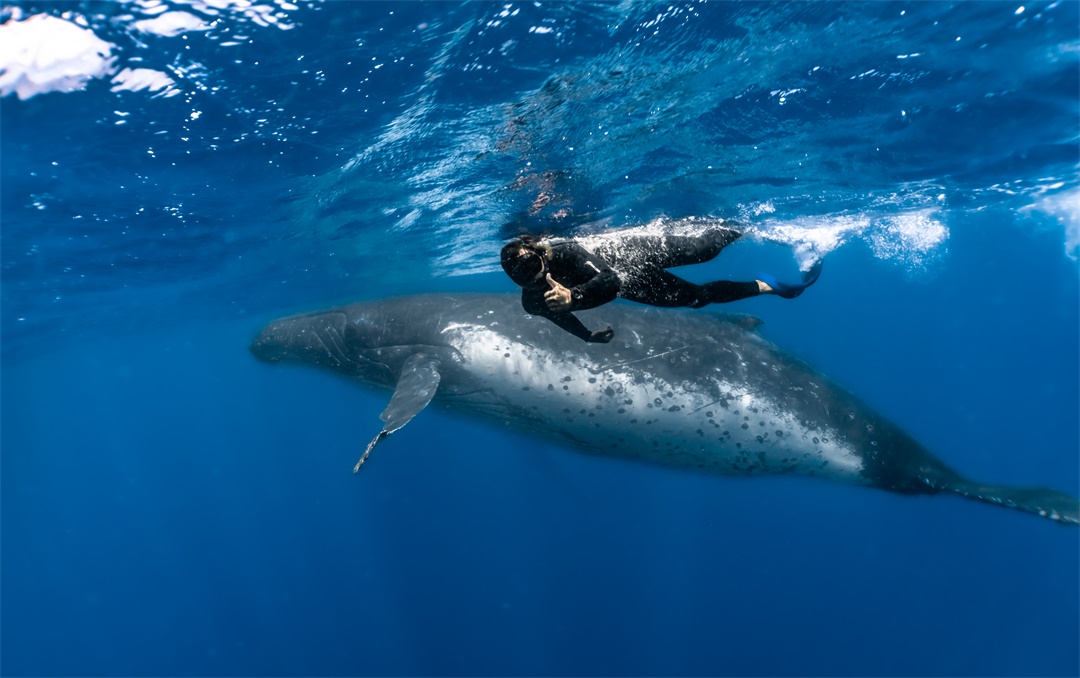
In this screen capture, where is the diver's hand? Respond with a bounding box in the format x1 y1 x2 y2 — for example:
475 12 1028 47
544 274 573 311
587 326 614 344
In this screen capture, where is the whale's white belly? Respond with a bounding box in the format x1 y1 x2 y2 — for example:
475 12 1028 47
440 322 864 481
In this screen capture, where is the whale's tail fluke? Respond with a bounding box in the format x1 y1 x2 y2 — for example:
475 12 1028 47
933 477 1079 526
887 445 1078 525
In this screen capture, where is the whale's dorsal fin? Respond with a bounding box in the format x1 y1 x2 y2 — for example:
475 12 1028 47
717 313 765 332
353 353 442 472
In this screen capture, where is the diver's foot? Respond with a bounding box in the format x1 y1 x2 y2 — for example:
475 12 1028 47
759 260 823 299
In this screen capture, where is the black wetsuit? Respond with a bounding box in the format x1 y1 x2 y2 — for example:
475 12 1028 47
520 227 760 342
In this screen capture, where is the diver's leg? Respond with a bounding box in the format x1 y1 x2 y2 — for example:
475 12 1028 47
592 227 741 272
620 269 758 308
648 227 743 269
630 227 738 269
700 280 763 305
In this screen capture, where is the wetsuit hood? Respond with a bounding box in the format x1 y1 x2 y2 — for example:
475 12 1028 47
501 240 545 286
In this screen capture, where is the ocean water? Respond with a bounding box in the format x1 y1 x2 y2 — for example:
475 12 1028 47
2 1 1078 676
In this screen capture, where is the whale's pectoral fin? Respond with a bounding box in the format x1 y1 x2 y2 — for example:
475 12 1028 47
354 431 388 473
353 353 442 473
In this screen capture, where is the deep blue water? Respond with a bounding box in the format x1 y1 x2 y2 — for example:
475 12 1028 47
2 2 1078 676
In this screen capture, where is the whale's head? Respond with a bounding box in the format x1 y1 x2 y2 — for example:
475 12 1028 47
250 308 398 374
250 301 446 387
251 310 349 365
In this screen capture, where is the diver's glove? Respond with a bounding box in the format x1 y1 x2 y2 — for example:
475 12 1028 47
587 327 614 343
760 260 823 299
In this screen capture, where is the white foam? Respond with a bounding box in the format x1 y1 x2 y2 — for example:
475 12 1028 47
752 209 948 270
110 67 179 97
867 211 949 266
132 11 209 37
1029 187 1080 261
0 14 115 100
754 214 870 268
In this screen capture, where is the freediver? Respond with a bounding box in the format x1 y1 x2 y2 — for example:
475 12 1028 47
500 224 823 343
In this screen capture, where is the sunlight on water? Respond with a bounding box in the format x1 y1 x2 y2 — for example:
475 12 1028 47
0 2 297 100
1 0 1076 341
0 13 115 100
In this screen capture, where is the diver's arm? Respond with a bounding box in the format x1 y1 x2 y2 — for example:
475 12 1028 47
546 312 614 343
522 292 613 343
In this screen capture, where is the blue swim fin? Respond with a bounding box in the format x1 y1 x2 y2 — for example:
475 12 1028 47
760 260 823 299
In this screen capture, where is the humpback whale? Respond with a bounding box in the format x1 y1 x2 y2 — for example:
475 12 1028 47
251 293 1079 525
